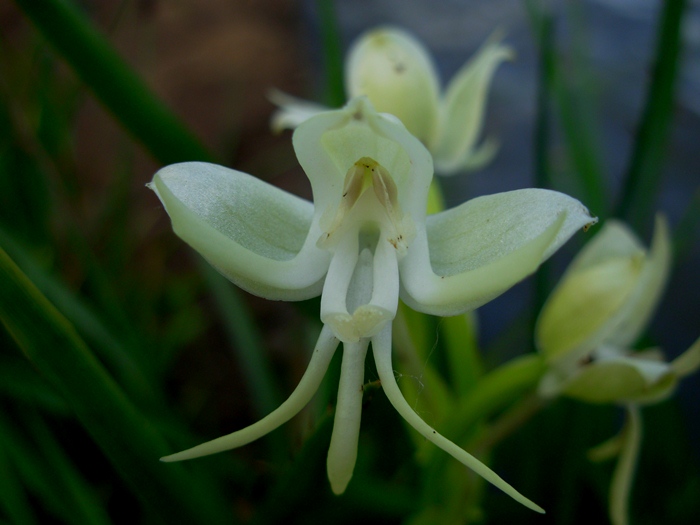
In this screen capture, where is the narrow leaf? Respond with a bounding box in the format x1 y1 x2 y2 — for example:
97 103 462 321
13 0 213 164
616 0 687 230
0 245 231 524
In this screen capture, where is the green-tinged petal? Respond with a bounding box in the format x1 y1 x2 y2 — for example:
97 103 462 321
150 162 329 300
537 254 643 363
345 27 440 144
293 97 433 221
560 356 676 404
564 219 645 273
161 326 339 462
537 216 671 363
606 215 671 347
400 189 596 316
269 90 330 133
431 32 514 173
438 136 500 175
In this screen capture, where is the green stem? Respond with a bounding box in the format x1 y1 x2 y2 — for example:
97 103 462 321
315 0 345 107
418 354 545 462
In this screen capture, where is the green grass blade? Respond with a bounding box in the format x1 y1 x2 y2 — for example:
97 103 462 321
0 424 37 525
0 245 232 523
0 226 155 399
616 0 688 229
23 412 111 525
441 313 483 396
315 0 345 106
200 260 283 418
527 1 608 216
12 0 213 164
0 355 69 414
673 186 700 263
418 354 546 462
199 260 288 458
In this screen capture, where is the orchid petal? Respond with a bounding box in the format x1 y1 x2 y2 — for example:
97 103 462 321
345 27 440 144
150 162 329 300
327 339 369 494
434 135 500 175
371 326 545 513
293 97 433 222
160 326 339 462
537 216 671 364
564 220 645 272
560 357 676 404
431 33 513 173
606 215 671 347
400 189 596 316
536 253 643 364
269 89 329 133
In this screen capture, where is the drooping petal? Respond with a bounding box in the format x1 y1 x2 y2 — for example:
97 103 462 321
345 27 440 144
431 32 514 174
400 189 596 316
327 339 370 494
371 326 545 513
161 326 339 462
268 89 330 133
150 162 330 300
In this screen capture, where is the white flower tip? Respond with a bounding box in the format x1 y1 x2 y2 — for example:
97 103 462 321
328 465 353 495
323 305 393 343
584 215 599 229
159 451 190 463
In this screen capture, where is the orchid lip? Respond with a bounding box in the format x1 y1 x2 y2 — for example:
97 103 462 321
319 157 410 343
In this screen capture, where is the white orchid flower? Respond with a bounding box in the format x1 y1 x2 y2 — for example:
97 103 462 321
149 97 595 512
272 26 512 175
536 216 700 525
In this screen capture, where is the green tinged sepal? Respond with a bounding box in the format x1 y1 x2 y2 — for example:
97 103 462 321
537 215 699 404
272 26 513 175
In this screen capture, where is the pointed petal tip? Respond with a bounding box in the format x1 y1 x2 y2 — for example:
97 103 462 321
371 329 546 513
159 452 185 463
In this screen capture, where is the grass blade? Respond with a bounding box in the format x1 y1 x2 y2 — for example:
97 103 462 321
616 0 688 229
12 0 213 164
0 245 232 523
315 0 345 107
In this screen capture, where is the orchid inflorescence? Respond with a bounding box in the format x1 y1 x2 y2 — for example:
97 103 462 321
536 216 700 525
